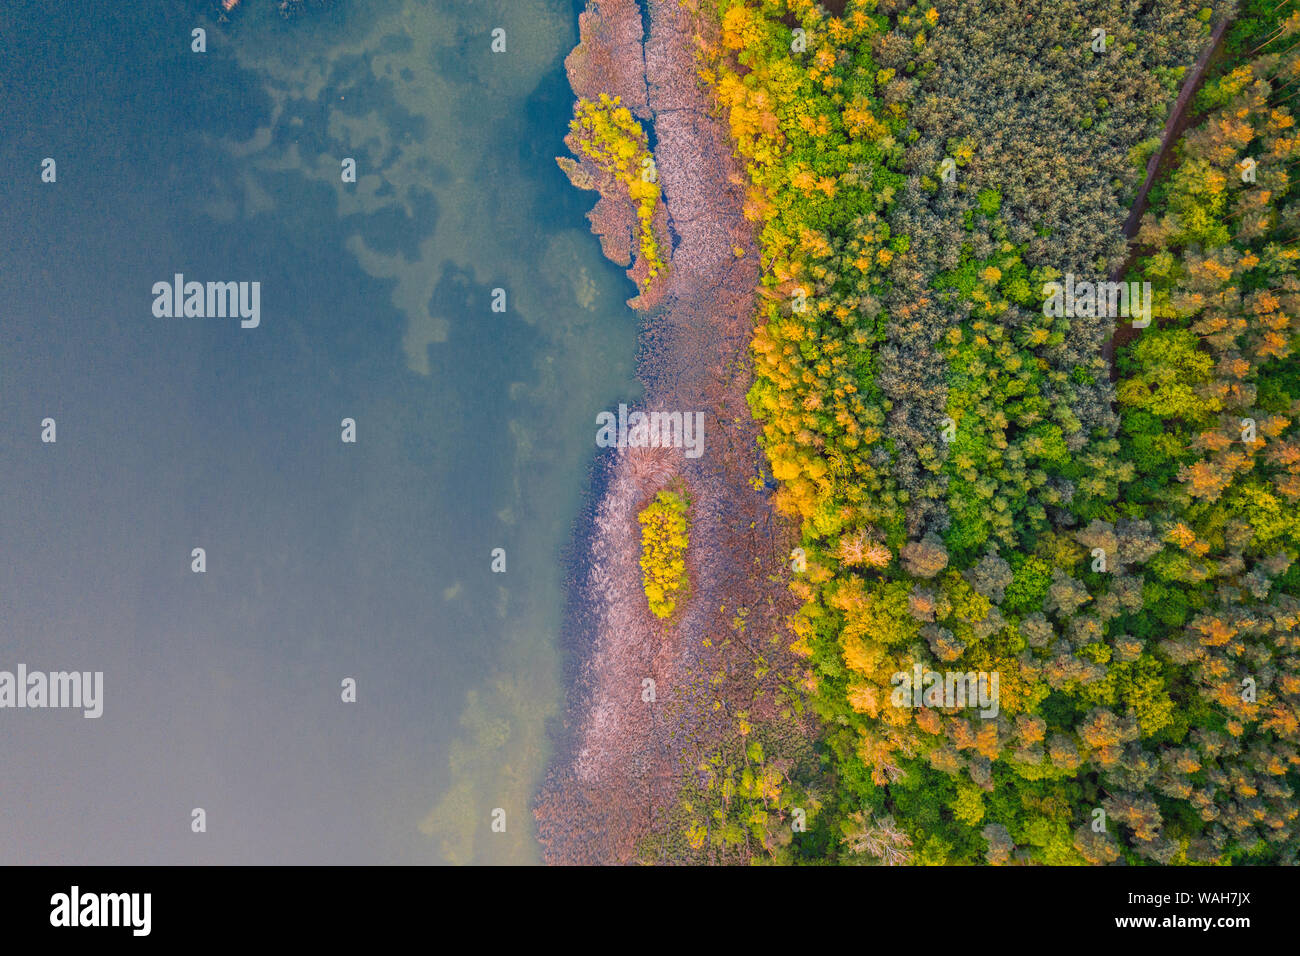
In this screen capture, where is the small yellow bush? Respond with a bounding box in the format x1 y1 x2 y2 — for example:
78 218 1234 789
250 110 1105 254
569 94 666 284
638 490 690 619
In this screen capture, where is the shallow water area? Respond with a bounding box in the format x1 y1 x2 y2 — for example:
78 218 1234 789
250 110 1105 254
0 0 639 864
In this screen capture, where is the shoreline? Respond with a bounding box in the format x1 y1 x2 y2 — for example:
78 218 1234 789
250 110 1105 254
535 0 805 864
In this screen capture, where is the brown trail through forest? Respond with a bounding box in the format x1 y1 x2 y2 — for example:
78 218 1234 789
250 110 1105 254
1105 16 1232 375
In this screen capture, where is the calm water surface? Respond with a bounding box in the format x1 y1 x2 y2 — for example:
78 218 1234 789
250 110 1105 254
0 0 639 863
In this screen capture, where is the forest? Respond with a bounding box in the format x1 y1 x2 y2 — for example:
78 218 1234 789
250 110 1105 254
679 0 1300 864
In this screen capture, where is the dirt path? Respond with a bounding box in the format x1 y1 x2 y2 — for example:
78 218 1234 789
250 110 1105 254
1104 17 1232 374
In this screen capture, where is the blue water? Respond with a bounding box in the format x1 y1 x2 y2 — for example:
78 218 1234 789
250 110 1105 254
0 0 639 863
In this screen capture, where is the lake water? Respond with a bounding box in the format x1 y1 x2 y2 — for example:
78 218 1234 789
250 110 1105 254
0 0 639 863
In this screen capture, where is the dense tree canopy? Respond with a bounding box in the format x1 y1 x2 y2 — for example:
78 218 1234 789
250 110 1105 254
684 0 1299 865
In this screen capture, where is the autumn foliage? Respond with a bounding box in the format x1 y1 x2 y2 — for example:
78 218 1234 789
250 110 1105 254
638 489 692 619
705 0 1300 865
564 93 668 285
